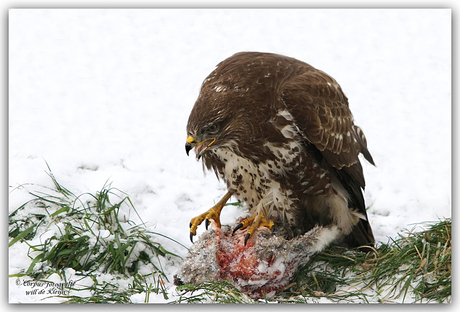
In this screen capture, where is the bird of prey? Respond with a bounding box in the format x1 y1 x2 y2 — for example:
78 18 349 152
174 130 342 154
185 52 375 248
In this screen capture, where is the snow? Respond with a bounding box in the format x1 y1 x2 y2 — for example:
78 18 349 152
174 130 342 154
8 9 451 303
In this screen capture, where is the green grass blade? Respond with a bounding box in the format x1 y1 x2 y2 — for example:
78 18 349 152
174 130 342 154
9 225 36 247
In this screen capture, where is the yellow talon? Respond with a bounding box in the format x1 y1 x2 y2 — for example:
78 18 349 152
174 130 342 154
233 213 275 245
189 191 232 242
232 214 256 232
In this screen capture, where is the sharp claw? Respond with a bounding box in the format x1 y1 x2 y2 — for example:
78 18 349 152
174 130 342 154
232 223 243 235
205 219 210 230
244 233 251 246
271 224 275 233
190 232 194 243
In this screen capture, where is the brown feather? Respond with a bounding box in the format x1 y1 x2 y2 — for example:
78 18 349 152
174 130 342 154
186 52 375 247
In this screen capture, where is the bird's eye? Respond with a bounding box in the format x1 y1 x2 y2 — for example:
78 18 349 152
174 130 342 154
206 123 219 135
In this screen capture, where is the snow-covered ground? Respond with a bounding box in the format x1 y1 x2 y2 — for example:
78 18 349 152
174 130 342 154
8 9 451 303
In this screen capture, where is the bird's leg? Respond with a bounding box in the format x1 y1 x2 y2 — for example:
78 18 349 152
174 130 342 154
232 212 275 246
189 191 233 242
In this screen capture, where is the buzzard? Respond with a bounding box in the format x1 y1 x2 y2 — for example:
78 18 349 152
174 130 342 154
185 52 375 248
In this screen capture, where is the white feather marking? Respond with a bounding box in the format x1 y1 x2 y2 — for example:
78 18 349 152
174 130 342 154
276 109 294 121
281 125 295 139
213 84 230 93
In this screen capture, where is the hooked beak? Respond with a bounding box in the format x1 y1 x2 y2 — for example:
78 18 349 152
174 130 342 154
185 135 216 160
185 136 193 156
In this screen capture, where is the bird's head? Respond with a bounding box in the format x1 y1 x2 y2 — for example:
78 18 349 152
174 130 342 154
185 84 249 161
185 118 223 161
185 80 233 160
185 54 266 161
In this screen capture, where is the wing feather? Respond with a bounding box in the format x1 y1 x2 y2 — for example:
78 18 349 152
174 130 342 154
278 65 375 246
280 67 374 188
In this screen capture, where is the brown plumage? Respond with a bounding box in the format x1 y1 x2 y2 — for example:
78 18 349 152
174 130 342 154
186 51 375 248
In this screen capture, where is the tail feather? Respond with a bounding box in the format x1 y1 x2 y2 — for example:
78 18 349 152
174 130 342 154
343 218 375 249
